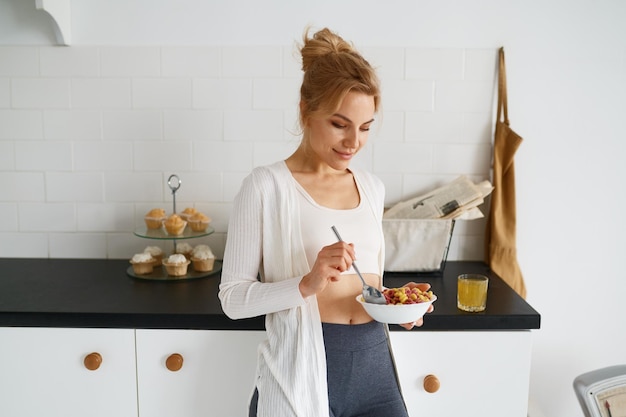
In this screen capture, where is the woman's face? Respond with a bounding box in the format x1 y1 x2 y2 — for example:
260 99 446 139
303 91 376 171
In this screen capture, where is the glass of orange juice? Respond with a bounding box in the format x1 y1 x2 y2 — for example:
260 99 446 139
457 274 489 312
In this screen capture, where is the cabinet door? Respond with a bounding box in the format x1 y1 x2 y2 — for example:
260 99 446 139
136 329 266 417
0 327 137 417
389 331 532 417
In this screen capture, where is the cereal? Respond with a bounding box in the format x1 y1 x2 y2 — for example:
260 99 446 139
383 287 434 305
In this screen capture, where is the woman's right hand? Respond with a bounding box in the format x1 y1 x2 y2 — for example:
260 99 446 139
299 241 355 298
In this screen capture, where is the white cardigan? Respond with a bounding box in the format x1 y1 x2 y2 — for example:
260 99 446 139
219 161 386 417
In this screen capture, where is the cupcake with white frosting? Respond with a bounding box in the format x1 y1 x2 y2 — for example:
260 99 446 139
143 246 164 265
162 254 190 277
130 252 155 275
175 242 194 259
191 246 216 272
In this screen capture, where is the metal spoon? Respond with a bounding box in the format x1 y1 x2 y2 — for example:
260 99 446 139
331 226 387 305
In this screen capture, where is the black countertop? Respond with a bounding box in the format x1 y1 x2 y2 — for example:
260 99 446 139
0 259 540 331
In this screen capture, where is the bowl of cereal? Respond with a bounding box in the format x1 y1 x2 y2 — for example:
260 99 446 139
356 287 436 324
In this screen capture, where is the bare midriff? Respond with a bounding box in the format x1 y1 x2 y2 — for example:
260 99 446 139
316 272 380 324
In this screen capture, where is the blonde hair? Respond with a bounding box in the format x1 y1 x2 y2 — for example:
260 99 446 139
298 27 380 129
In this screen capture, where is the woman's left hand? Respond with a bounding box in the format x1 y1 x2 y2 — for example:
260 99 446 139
397 282 435 330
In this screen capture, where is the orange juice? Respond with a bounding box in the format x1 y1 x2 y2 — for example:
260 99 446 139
457 274 489 312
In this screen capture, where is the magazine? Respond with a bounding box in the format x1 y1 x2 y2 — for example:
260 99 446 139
384 175 493 220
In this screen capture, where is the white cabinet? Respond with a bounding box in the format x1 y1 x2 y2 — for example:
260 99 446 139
0 327 265 417
0 327 137 417
389 330 532 417
0 327 532 417
135 329 266 417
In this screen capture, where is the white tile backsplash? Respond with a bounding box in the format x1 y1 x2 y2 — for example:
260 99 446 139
11 78 71 108
132 78 192 109
0 142 15 170
103 173 163 202
432 143 492 174
369 111 405 143
0 203 18 231
2 172 45 202
362 47 406 80
100 47 161 77
221 46 283 77
76 203 134 232
464 49 498 81
401 174 455 201
71 78 132 108
405 48 465 81
163 172 222 202
461 113 493 144
406 111 465 141
223 109 284 141
193 78 253 109
382 79 434 111
223 173 247 202
15 141 73 171
102 110 162 140
73 141 134 171
133 141 192 172
44 110 102 140
161 46 220 77
0 44 494 259
0 78 10 107
0 110 43 139
163 110 222 141
49 232 107 258
0 232 49 258
0 47 39 76
252 140 298 168
282 46 302 79
374 142 434 173
46 172 104 202
40 46 100 77
435 80 494 112
253 78 300 110
193 141 254 173
107 232 146 259
18 202 76 231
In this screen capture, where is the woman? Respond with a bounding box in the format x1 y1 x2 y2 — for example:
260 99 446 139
219 27 432 417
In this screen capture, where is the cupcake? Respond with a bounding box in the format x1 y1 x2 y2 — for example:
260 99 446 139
188 212 211 232
162 254 190 277
129 253 155 275
164 214 186 236
143 246 164 265
179 207 198 221
144 208 166 229
191 244 211 257
174 242 194 259
191 247 216 272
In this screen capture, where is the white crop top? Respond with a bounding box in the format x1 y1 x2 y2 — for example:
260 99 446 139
294 178 381 276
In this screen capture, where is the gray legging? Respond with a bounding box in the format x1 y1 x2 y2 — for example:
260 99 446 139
249 321 408 417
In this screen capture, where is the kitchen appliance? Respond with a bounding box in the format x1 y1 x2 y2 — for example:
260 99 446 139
574 365 626 417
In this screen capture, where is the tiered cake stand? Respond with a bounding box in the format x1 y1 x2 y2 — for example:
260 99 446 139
127 174 222 281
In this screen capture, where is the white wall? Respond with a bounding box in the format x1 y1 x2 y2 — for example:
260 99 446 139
1 1 625 417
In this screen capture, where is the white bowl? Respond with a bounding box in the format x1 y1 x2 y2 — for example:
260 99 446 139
356 294 437 324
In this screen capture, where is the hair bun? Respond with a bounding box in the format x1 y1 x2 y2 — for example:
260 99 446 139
296 26 380 129
300 27 355 72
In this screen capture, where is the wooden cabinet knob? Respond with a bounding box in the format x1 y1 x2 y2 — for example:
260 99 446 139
166 353 184 372
84 352 102 371
423 374 440 393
